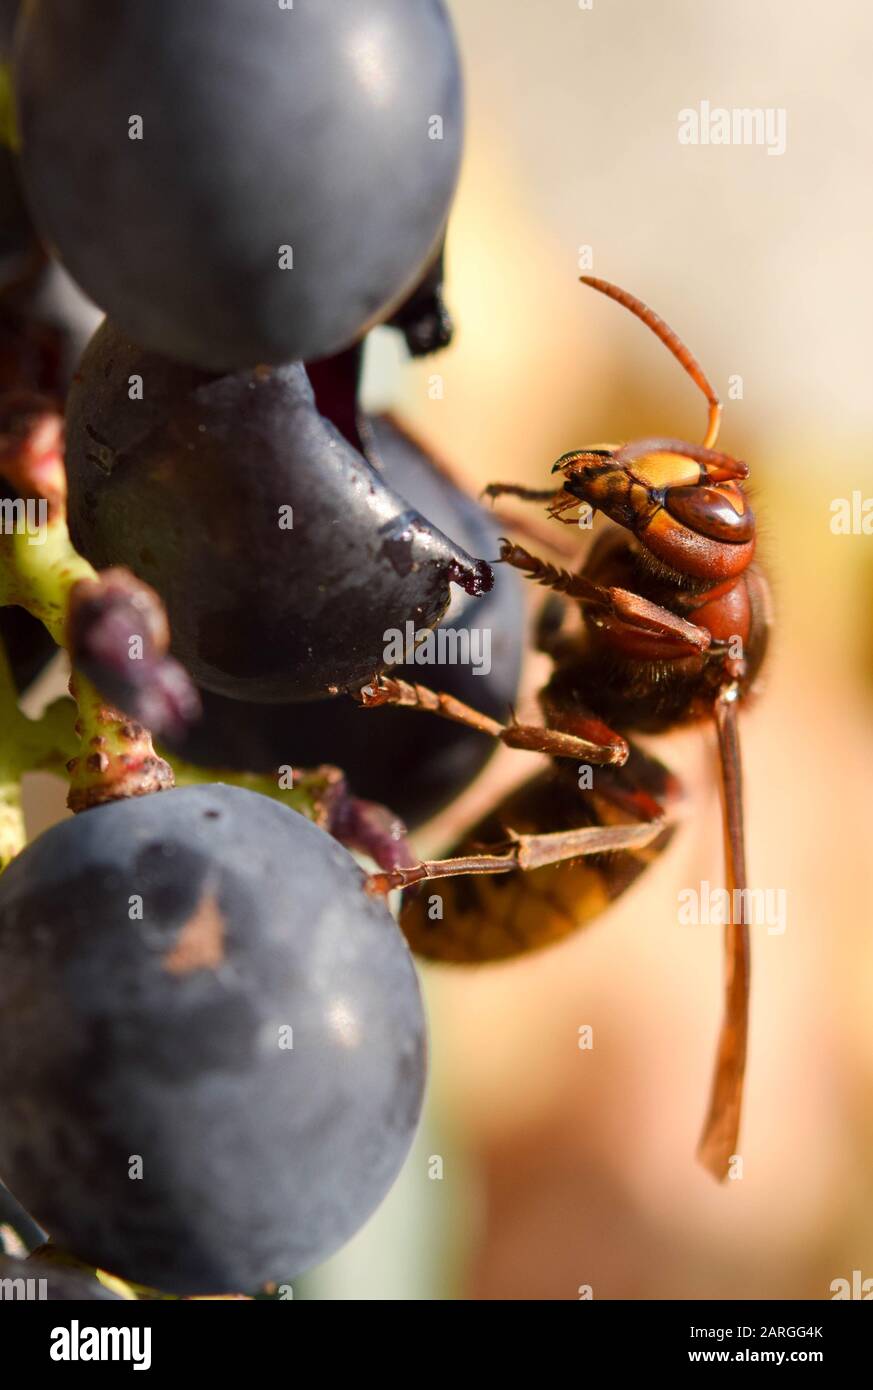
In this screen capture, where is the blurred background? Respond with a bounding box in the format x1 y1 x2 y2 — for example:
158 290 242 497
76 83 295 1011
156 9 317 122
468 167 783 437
20 0 873 1299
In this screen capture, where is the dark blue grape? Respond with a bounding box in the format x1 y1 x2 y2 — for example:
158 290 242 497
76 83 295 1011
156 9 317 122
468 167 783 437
0 784 425 1294
169 412 524 827
64 321 491 703
14 0 463 370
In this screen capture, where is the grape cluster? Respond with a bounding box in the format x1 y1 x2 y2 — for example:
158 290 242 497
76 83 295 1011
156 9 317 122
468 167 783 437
0 2 525 1295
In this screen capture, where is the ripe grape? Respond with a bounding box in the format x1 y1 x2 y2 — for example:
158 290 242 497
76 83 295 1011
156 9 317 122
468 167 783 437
0 784 425 1294
14 0 463 370
167 413 523 827
65 321 491 703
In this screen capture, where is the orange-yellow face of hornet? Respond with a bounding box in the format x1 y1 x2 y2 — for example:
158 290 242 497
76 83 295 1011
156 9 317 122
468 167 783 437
555 440 755 584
